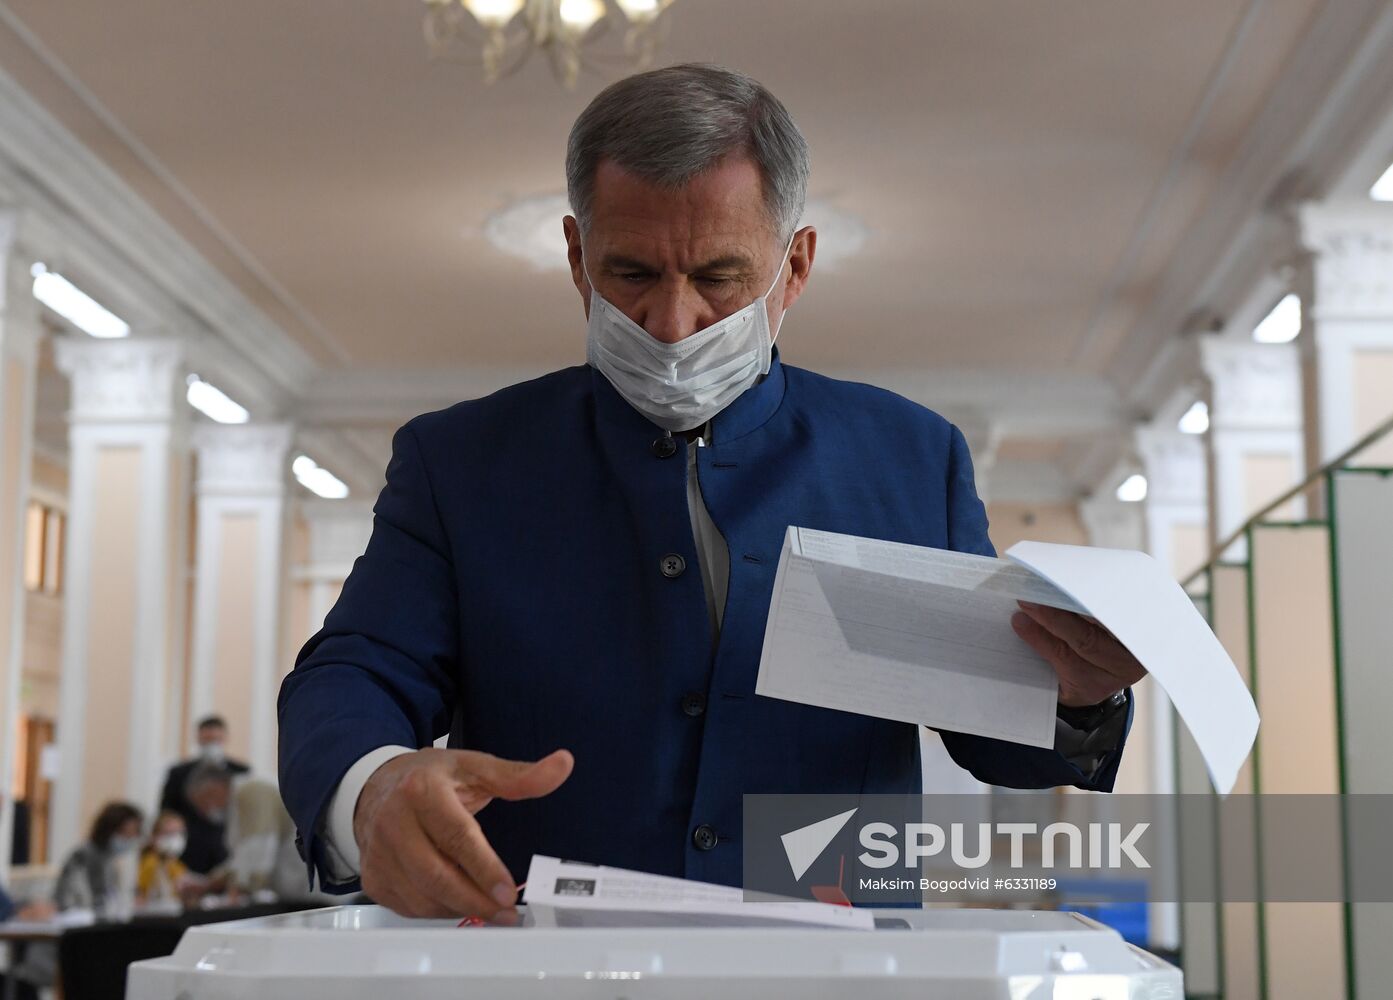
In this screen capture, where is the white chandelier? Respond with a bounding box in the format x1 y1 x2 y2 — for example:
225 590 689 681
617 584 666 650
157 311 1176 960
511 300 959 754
422 0 678 89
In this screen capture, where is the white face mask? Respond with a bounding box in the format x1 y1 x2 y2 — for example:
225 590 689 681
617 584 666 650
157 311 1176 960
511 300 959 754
110 835 140 857
585 232 795 432
156 833 187 858
200 741 225 764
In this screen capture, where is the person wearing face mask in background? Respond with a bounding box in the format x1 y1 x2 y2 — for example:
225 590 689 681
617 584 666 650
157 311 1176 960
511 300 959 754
137 811 208 911
279 64 1145 922
54 802 144 917
159 715 250 874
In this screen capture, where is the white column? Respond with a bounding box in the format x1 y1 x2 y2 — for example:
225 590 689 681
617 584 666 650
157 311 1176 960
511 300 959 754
51 337 188 854
1297 201 1393 468
189 424 292 779
1078 495 1145 552
1132 428 1207 796
1136 427 1210 579
0 212 43 877
1079 491 1163 810
293 499 373 631
1081 486 1179 950
1200 338 1304 557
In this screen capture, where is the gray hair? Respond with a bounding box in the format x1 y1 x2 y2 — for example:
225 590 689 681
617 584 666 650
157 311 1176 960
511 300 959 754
184 762 233 798
566 63 810 242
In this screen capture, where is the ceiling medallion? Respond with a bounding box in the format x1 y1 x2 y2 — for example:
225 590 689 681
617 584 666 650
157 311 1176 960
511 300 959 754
421 0 678 90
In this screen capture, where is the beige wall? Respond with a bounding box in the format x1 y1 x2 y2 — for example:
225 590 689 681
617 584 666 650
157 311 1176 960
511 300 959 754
0 360 27 749
282 576 310 686
211 514 259 764
1250 525 1344 999
179 486 197 757
1242 453 1299 520
1352 348 1393 465
279 512 348 687
1170 522 1208 582
162 451 188 763
81 447 142 828
1212 563 1260 1000
985 502 1088 552
280 513 309 684
31 453 68 498
19 452 66 756
20 590 61 717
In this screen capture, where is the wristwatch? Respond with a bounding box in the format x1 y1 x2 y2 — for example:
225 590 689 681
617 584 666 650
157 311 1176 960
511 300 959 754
1056 690 1128 731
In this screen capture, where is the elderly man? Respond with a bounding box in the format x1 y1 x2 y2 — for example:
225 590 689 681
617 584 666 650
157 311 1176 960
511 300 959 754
278 64 1143 921
160 715 250 873
183 766 331 903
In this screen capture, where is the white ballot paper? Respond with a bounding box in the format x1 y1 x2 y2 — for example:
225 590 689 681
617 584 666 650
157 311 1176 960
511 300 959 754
523 855 874 930
755 527 1258 794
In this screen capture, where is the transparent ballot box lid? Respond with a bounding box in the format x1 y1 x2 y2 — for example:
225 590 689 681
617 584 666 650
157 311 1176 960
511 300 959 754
128 904 1181 999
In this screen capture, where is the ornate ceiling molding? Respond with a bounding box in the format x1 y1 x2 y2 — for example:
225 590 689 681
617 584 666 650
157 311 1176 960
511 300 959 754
0 60 317 416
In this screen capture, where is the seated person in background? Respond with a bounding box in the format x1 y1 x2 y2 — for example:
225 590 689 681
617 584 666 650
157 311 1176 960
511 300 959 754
0 882 55 923
160 715 249 874
137 811 207 909
54 801 143 916
0 882 54 1000
203 770 328 904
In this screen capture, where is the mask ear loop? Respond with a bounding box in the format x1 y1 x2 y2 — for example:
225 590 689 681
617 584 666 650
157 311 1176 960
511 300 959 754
579 243 599 310
767 229 798 347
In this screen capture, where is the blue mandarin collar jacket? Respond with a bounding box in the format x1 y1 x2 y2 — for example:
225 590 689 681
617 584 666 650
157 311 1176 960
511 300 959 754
278 352 1128 892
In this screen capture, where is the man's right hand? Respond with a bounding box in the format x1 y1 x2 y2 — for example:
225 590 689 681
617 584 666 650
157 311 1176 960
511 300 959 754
353 747 574 919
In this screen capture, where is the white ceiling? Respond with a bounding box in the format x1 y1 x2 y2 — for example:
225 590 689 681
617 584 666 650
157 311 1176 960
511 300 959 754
3 0 1392 502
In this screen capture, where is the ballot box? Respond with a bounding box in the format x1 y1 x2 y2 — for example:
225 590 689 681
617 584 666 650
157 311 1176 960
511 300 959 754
127 903 1181 999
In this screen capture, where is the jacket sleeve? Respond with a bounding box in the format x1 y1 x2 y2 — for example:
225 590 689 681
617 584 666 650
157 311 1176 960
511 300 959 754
277 421 460 892
935 423 1130 793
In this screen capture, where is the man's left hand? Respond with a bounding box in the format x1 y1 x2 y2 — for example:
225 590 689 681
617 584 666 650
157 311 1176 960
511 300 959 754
1011 601 1146 708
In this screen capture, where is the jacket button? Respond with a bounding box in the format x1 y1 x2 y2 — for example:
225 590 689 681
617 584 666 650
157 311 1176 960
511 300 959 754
651 436 677 459
681 692 706 717
692 824 718 851
660 553 686 578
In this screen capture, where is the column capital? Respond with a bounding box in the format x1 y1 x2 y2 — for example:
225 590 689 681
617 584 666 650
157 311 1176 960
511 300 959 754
297 498 374 573
1296 200 1393 320
1199 338 1301 433
54 336 184 425
193 423 293 497
1134 427 1207 508
1078 495 1145 551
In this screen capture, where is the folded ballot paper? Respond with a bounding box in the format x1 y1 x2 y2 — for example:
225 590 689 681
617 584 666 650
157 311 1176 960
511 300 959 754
524 854 874 929
755 527 1258 795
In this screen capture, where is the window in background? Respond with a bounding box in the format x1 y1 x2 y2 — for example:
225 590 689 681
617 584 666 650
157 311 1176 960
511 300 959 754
22 502 44 592
1371 161 1393 201
23 501 66 594
1253 293 1301 344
